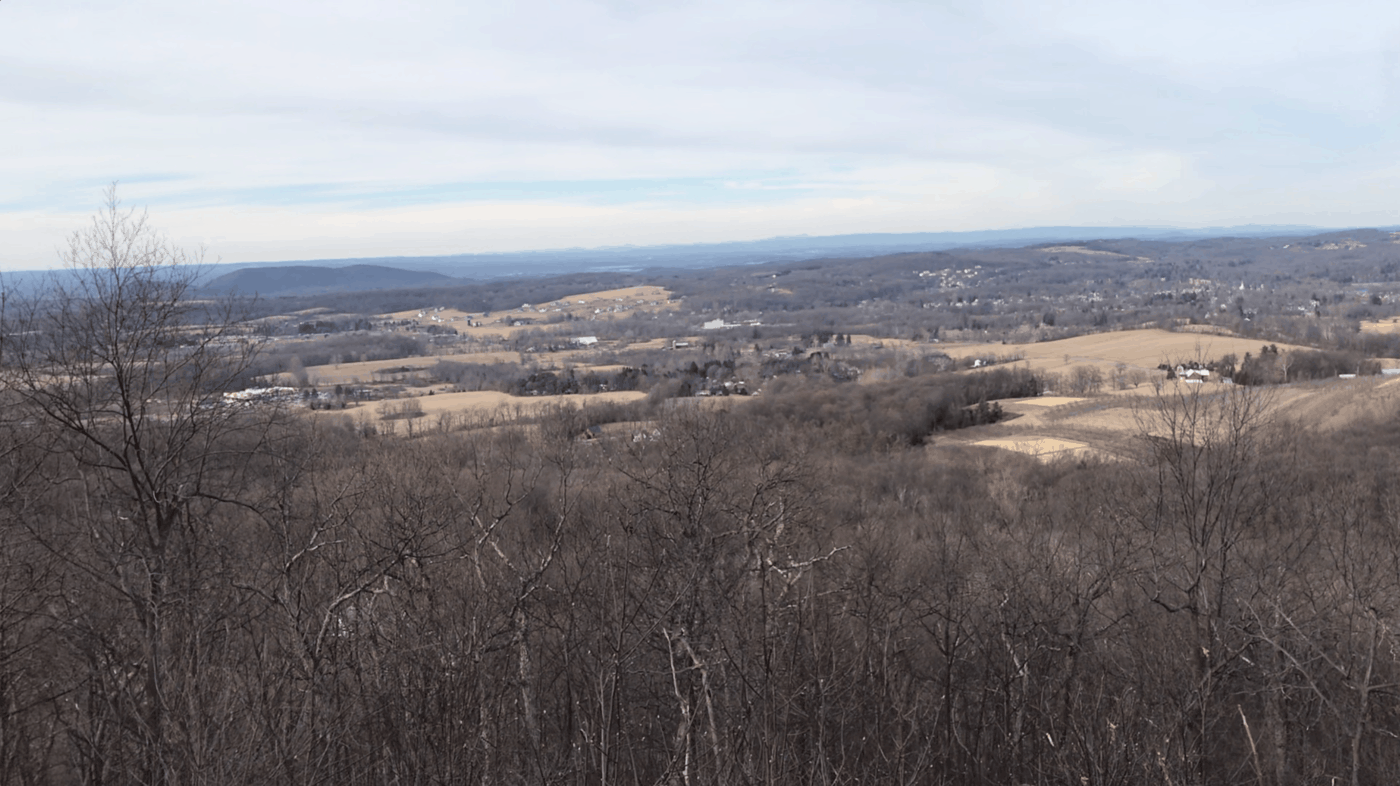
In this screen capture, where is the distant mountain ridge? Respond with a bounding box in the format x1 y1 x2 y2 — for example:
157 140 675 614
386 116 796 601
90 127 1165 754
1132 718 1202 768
6 224 1389 299
203 224 1354 283
201 264 457 296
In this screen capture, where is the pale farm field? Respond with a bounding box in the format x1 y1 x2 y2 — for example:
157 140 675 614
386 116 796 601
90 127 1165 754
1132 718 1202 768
982 398 1085 430
409 389 645 416
972 436 1095 460
291 351 524 386
961 394 1137 460
297 352 641 387
1361 316 1400 335
308 389 647 424
941 328 1312 376
1015 396 1085 407
1264 375 1400 431
848 335 923 350
962 375 1400 462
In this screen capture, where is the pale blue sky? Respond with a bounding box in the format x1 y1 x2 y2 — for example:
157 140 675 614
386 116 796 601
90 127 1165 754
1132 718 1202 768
4 0 1400 268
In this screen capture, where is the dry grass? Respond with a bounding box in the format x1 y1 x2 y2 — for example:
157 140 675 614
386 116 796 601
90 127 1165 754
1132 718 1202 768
1361 317 1400 335
847 335 923 349
297 350 651 387
411 389 645 416
1266 375 1400 431
308 390 647 424
942 328 1311 376
1016 396 1084 407
971 436 1095 459
291 351 523 386
967 374 1400 462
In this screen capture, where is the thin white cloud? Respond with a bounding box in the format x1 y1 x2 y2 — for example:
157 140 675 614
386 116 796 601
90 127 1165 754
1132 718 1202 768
2 0 1399 268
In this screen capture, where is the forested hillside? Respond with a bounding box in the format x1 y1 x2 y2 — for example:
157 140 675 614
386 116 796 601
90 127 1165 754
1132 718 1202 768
4 199 1400 785
202 264 458 296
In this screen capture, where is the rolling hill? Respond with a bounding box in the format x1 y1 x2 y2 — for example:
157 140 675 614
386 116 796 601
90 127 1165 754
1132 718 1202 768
201 264 459 296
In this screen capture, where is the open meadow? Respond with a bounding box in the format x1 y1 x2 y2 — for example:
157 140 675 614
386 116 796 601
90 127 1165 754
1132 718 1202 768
956 374 1400 462
939 328 1313 375
1362 315 1400 334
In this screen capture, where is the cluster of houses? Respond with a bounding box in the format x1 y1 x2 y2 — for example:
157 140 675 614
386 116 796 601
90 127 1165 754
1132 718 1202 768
701 318 762 330
222 386 299 405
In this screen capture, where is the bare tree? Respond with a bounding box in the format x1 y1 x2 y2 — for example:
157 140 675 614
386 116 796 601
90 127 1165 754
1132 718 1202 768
1068 365 1104 395
0 186 277 785
1130 382 1289 784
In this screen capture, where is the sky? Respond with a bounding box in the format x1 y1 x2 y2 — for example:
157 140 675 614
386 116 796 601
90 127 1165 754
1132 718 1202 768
4 0 1400 269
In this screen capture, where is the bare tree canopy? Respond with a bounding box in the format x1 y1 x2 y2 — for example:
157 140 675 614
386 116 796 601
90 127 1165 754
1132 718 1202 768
1 194 1399 785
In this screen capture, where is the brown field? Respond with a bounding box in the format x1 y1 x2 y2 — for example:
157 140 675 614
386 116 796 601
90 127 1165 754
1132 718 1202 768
1361 316 1400 334
961 375 1400 462
941 328 1311 376
984 397 1087 430
848 335 923 349
407 389 645 416
954 394 1140 461
290 351 524 386
309 390 647 423
1265 375 1400 431
1015 396 1084 407
971 436 1095 460
296 351 649 387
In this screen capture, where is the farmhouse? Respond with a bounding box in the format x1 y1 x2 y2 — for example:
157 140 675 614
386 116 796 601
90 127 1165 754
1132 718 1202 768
1175 366 1211 383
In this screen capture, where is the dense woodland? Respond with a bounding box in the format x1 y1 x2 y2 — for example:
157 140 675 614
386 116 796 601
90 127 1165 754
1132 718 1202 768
4 202 1400 785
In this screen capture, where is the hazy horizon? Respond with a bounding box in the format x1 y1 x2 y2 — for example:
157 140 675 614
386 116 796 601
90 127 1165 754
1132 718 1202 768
0 222 1375 278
